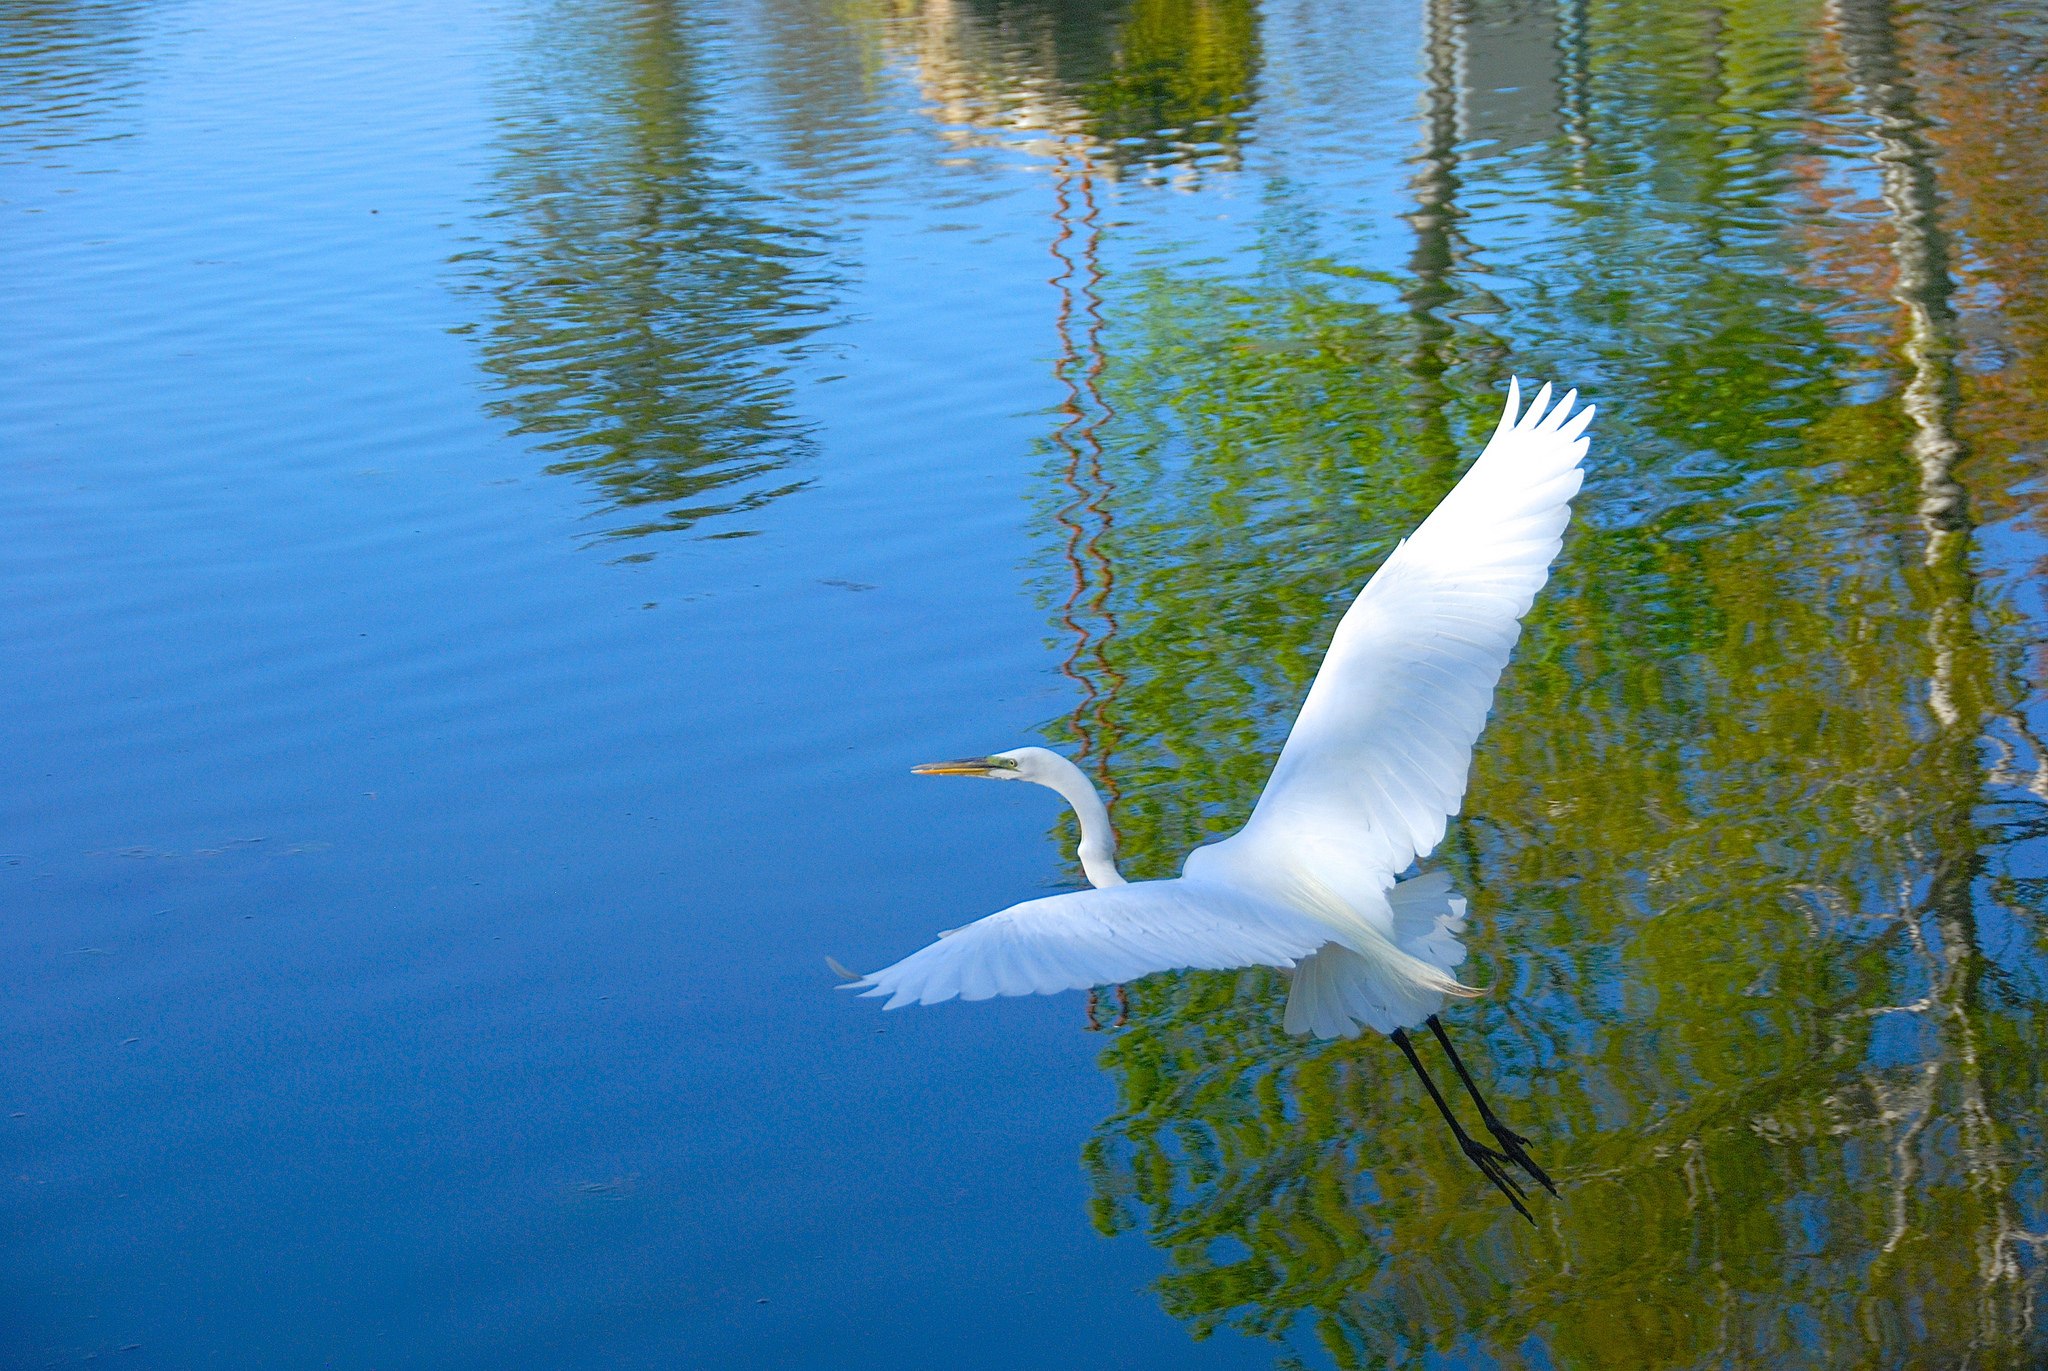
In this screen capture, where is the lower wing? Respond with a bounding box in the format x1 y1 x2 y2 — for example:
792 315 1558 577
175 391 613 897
849 878 1333 1009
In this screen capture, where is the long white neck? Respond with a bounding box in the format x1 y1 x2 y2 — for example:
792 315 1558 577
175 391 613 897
1030 753 1126 888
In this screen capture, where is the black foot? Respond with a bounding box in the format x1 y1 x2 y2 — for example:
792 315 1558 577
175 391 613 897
1425 1015 1558 1199
1460 1136 1534 1224
1483 1120 1556 1197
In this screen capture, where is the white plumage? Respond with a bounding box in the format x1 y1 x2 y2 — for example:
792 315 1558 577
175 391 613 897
852 379 1593 1039
856 881 1331 1008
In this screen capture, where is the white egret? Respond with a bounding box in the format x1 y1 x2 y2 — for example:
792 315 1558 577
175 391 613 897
849 379 1592 1218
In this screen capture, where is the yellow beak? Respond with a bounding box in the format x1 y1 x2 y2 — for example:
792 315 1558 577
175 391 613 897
911 757 1000 777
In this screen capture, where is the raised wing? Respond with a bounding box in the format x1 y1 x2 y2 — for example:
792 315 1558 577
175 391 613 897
849 879 1332 1008
1193 380 1592 887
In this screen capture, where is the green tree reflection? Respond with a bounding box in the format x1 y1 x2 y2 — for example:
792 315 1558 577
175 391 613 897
892 0 1258 173
466 0 835 542
0 0 150 165
1073 0 1258 161
1004 0 2048 1364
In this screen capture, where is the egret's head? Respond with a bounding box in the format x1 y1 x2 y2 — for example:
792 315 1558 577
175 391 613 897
911 745 1122 885
911 746 1057 783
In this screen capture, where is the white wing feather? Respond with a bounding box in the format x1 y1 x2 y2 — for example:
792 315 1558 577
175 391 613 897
849 879 1333 1008
855 380 1589 1022
1191 379 1593 887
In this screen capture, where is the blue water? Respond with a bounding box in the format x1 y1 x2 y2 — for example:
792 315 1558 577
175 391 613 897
9 0 2048 1365
3 2 1254 1363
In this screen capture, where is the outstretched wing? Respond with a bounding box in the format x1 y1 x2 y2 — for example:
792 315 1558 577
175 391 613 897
849 879 1332 1009
1194 380 1593 887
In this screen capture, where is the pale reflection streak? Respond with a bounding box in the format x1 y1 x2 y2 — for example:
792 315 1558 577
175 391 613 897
1833 0 2045 1344
1403 0 1472 460
886 0 1096 163
1553 0 1594 169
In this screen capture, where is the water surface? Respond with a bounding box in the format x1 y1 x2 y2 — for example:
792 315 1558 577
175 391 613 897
6 0 2048 1366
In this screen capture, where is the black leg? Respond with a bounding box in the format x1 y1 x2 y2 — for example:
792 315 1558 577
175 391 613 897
1390 1027 1533 1224
1084 987 1101 1032
1426 1015 1557 1197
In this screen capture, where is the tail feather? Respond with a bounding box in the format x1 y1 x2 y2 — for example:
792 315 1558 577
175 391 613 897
1283 872 1478 1038
1387 870 1469 969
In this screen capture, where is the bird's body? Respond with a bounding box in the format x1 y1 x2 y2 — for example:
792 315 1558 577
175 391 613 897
847 379 1594 1216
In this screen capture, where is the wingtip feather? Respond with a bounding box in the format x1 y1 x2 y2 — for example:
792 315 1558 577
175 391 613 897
1561 402 1596 442
1541 388 1578 431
